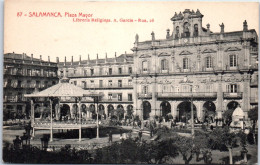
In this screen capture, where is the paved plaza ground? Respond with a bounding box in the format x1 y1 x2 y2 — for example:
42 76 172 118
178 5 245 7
3 125 258 164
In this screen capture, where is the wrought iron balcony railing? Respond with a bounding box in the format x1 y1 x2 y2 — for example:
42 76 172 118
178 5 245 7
157 92 217 98
223 92 243 99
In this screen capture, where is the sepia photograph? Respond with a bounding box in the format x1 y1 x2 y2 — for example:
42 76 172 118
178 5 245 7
3 1 259 164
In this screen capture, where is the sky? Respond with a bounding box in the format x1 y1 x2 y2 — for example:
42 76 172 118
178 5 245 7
4 0 259 62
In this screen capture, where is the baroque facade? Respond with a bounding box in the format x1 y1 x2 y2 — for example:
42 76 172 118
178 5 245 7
57 9 258 121
3 53 59 120
132 9 258 121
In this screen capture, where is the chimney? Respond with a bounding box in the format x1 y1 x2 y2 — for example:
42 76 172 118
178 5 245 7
87 54 90 64
48 56 50 63
206 24 210 34
220 23 224 33
64 56 66 66
40 55 42 61
166 29 170 39
96 53 99 64
135 34 139 47
114 52 117 62
151 31 155 41
71 56 73 65
31 54 33 63
105 52 108 63
79 55 81 65
243 20 248 31
124 51 127 63
22 53 25 63
56 57 59 63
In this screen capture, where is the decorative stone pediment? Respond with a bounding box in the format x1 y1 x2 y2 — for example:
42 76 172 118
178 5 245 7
202 49 217 54
158 52 171 57
179 50 193 55
139 54 151 58
225 47 241 52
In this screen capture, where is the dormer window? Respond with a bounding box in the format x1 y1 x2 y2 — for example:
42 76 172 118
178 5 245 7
183 58 189 69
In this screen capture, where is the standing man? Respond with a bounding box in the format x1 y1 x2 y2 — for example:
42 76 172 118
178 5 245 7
138 130 143 141
108 130 113 144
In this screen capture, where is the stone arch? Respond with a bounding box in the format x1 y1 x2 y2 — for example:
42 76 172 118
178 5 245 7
203 101 216 122
99 104 105 115
160 101 171 118
142 101 151 120
107 104 114 117
177 101 197 122
126 105 133 117
227 101 240 110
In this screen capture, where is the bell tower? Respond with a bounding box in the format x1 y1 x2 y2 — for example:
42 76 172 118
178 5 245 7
171 9 204 39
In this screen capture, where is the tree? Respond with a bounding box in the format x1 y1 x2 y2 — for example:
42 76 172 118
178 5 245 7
209 126 237 164
222 109 234 126
248 106 258 134
111 108 125 121
174 136 194 164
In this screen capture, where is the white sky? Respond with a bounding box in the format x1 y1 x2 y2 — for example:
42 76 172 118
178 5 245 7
4 1 259 62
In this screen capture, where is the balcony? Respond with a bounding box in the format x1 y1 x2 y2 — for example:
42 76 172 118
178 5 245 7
84 84 133 89
4 96 18 102
223 92 243 99
250 80 258 87
137 93 152 99
157 92 217 99
100 99 133 103
250 97 258 104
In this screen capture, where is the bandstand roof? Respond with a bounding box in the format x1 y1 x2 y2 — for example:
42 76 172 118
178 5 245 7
24 78 87 98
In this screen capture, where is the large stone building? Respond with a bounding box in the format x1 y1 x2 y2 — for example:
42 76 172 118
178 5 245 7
57 53 134 119
58 9 258 121
132 9 258 121
3 53 59 120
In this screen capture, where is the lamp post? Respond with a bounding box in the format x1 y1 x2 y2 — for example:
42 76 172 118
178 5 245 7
95 96 100 139
190 85 194 138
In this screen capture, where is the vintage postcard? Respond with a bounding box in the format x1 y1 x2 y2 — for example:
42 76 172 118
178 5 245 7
3 0 259 164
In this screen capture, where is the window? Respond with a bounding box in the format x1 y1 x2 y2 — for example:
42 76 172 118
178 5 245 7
35 81 40 88
74 81 77 86
118 93 122 101
90 80 94 88
108 80 113 87
84 70 87 76
142 61 148 71
227 84 238 93
161 59 168 70
175 26 179 39
128 94 132 101
99 80 103 88
193 24 198 37
128 79 132 86
118 68 122 74
90 69 94 76
230 55 237 67
109 68 112 75
82 81 87 88
118 80 122 87
183 22 190 37
27 69 31 76
182 85 191 92
143 86 148 94
73 69 76 74
183 58 189 69
128 67 132 74
206 56 212 68
108 93 112 100
99 68 103 75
